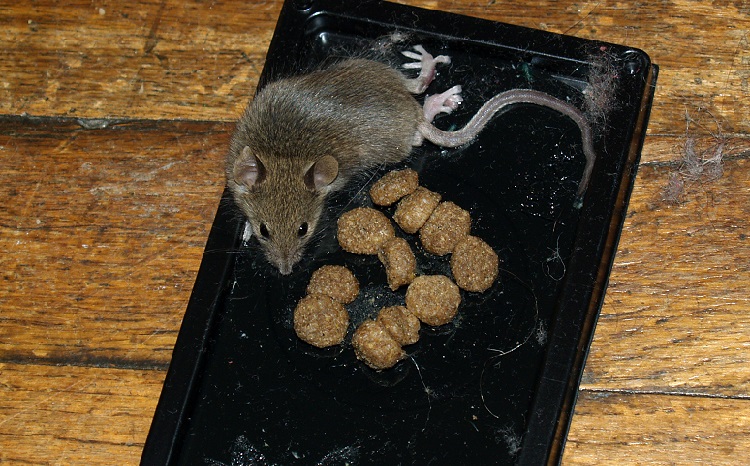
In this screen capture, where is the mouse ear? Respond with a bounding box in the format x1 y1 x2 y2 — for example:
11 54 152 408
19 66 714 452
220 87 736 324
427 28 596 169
234 146 266 189
304 155 339 191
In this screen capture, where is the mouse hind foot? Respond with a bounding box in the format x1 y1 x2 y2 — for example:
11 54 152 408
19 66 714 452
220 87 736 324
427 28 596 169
401 45 451 95
412 85 464 146
423 85 463 122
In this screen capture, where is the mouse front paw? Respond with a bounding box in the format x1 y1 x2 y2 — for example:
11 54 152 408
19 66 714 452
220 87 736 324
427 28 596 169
423 85 463 122
401 45 452 95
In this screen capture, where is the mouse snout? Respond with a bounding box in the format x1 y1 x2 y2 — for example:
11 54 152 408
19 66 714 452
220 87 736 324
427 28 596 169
277 259 294 275
269 246 302 275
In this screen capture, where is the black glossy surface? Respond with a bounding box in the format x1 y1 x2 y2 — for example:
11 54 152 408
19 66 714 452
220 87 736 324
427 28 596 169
142 1 657 465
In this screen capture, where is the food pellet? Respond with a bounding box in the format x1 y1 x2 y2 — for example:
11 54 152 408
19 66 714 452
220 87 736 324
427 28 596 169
293 294 349 348
377 305 420 346
405 275 461 326
378 236 416 290
306 265 359 304
393 186 441 234
370 168 420 206
352 319 405 370
337 207 395 254
419 201 472 255
451 235 499 292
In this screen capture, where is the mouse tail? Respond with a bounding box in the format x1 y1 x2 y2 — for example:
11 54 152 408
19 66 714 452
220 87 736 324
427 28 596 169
418 89 596 196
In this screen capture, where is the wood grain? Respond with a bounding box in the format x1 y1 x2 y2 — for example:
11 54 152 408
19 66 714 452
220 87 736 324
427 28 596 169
1 0 281 121
564 391 750 465
1 0 749 464
582 159 750 396
0 362 164 465
0 118 229 365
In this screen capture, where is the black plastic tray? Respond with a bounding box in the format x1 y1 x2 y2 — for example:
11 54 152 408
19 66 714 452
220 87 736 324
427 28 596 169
142 1 657 464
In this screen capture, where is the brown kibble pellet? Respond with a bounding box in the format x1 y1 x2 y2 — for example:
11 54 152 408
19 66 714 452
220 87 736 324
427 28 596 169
352 319 405 370
293 294 349 348
370 168 420 206
393 187 442 234
337 207 395 255
405 275 461 326
419 201 472 255
377 237 416 290
377 305 420 346
451 235 499 292
306 265 359 304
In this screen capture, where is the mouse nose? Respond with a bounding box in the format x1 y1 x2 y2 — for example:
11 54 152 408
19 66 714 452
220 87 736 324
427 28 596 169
273 244 303 275
277 252 298 275
278 261 293 275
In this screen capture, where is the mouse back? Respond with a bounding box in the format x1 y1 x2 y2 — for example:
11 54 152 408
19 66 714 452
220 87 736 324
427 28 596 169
239 58 422 181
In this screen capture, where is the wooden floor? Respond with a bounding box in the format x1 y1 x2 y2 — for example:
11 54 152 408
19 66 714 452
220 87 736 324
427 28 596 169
1 1 749 464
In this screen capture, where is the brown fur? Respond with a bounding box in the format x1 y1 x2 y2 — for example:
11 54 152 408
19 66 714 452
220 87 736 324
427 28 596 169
226 59 422 274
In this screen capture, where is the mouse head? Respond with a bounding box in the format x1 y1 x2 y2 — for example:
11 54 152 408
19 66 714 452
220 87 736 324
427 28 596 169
228 146 339 275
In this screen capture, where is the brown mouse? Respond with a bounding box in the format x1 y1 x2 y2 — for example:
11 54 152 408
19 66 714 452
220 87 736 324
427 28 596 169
226 46 595 275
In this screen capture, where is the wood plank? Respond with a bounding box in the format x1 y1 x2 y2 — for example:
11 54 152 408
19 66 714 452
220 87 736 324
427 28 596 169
1 1 748 135
582 158 750 397
563 390 750 465
0 0 281 121
0 362 164 466
0 118 229 365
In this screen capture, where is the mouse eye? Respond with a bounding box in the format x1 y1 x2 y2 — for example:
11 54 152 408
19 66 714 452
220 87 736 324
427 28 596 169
259 223 270 239
297 222 309 237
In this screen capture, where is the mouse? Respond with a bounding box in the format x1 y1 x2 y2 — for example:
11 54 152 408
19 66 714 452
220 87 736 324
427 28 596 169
226 45 596 275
